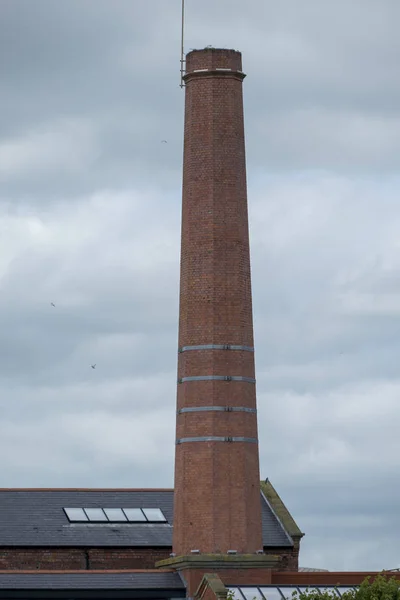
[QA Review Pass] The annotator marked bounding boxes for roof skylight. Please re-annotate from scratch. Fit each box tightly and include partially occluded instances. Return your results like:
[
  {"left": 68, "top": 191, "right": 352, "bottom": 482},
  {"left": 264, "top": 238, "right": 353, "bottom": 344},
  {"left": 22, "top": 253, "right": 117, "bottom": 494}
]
[
  {"left": 142, "top": 508, "right": 166, "bottom": 522},
  {"left": 228, "top": 587, "right": 358, "bottom": 600},
  {"left": 64, "top": 508, "right": 88, "bottom": 522},
  {"left": 241, "top": 589, "right": 264, "bottom": 600},
  {"left": 63, "top": 507, "right": 167, "bottom": 523},
  {"left": 84, "top": 508, "right": 108, "bottom": 522},
  {"left": 257, "top": 589, "right": 284, "bottom": 600},
  {"left": 104, "top": 508, "right": 127, "bottom": 522},
  {"left": 122, "top": 508, "right": 146, "bottom": 522}
]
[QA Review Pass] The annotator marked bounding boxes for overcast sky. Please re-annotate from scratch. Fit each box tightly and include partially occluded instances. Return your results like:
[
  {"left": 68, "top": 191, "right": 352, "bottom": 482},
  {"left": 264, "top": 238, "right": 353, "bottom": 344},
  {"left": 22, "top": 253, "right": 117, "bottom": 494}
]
[{"left": 1, "top": 0, "right": 399, "bottom": 573}]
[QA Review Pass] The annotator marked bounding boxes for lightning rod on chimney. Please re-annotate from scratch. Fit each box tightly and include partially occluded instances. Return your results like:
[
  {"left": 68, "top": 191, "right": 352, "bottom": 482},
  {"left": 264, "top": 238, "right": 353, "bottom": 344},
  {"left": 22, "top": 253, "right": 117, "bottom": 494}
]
[{"left": 180, "top": 0, "right": 186, "bottom": 88}]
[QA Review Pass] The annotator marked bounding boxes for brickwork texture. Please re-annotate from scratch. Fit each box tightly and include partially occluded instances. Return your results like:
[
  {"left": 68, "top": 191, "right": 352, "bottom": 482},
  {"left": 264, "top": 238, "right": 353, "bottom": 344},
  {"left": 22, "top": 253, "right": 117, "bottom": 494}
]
[
  {"left": 0, "top": 546, "right": 296, "bottom": 572},
  {"left": 0, "top": 548, "right": 170, "bottom": 570},
  {"left": 172, "top": 48, "right": 263, "bottom": 556}
]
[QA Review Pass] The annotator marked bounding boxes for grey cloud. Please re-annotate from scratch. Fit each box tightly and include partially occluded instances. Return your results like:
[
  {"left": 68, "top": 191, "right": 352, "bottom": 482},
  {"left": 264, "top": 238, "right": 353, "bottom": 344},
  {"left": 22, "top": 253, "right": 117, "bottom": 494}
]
[
  {"left": 0, "top": 191, "right": 179, "bottom": 386},
  {"left": 1, "top": 0, "right": 399, "bottom": 204}
]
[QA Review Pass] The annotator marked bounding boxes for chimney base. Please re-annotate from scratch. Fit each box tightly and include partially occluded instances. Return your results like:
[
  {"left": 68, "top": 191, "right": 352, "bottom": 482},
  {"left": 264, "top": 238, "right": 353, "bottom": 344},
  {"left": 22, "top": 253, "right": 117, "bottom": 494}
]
[
  {"left": 156, "top": 553, "right": 281, "bottom": 570},
  {"left": 156, "top": 554, "right": 280, "bottom": 597}
]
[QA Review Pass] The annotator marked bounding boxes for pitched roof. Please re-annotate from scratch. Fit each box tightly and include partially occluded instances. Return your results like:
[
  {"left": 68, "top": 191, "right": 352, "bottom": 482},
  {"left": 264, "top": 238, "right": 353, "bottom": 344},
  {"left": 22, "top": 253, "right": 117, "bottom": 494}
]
[
  {"left": 0, "top": 570, "right": 186, "bottom": 598},
  {"left": 0, "top": 487, "right": 294, "bottom": 548},
  {"left": 261, "top": 479, "right": 304, "bottom": 539}
]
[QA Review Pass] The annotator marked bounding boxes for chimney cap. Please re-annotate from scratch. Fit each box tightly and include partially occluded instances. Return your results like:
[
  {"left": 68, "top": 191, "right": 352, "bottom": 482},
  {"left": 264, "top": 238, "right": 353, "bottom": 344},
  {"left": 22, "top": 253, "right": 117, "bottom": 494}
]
[{"left": 185, "top": 48, "right": 243, "bottom": 76}]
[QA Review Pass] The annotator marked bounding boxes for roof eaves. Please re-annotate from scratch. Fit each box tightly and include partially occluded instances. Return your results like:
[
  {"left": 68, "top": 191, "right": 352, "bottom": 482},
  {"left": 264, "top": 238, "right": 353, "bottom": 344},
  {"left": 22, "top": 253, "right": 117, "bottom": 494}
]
[
  {"left": 0, "top": 488, "right": 174, "bottom": 492},
  {"left": 0, "top": 570, "right": 175, "bottom": 574},
  {"left": 260, "top": 479, "right": 304, "bottom": 540},
  {"left": 299, "top": 567, "right": 330, "bottom": 572}
]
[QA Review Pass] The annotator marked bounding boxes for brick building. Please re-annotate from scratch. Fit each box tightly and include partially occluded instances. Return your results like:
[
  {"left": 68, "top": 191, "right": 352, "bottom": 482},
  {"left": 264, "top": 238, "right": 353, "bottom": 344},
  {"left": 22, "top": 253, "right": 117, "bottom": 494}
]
[
  {"left": 0, "top": 481, "right": 301, "bottom": 571},
  {"left": 0, "top": 47, "right": 396, "bottom": 598}
]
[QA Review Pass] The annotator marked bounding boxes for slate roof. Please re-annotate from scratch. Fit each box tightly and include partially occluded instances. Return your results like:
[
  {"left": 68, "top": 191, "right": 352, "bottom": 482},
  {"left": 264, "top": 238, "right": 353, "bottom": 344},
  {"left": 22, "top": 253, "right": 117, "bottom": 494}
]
[
  {"left": 260, "top": 491, "right": 293, "bottom": 547},
  {"left": 298, "top": 568, "right": 330, "bottom": 572},
  {"left": 261, "top": 480, "right": 304, "bottom": 539},
  {"left": 0, "top": 488, "right": 293, "bottom": 548},
  {"left": 0, "top": 570, "right": 184, "bottom": 589}
]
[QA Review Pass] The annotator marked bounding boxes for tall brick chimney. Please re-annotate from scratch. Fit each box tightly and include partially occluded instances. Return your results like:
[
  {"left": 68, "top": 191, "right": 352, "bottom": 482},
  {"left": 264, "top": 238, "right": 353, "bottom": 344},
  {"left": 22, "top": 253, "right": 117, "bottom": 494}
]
[{"left": 172, "top": 48, "right": 263, "bottom": 557}]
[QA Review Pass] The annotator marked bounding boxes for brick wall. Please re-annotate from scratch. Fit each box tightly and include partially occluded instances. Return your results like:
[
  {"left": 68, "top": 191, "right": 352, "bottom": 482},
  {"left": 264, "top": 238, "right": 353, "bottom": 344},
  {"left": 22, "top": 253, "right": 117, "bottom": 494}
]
[
  {"left": 0, "top": 546, "right": 296, "bottom": 571},
  {"left": 269, "top": 545, "right": 299, "bottom": 571},
  {"left": 0, "top": 548, "right": 86, "bottom": 570},
  {"left": 0, "top": 547, "right": 170, "bottom": 570},
  {"left": 197, "top": 583, "right": 224, "bottom": 600},
  {"left": 87, "top": 547, "right": 170, "bottom": 569},
  {"left": 0, "top": 548, "right": 298, "bottom": 572}
]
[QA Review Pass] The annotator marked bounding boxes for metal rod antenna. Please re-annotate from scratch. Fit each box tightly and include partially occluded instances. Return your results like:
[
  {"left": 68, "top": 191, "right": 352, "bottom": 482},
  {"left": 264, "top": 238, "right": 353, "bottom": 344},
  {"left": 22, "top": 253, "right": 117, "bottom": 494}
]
[{"left": 180, "top": 0, "right": 186, "bottom": 88}]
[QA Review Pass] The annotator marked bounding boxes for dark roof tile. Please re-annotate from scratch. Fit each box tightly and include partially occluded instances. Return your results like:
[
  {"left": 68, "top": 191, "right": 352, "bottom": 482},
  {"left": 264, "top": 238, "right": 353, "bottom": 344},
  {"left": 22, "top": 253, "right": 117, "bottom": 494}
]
[
  {"left": 0, "top": 570, "right": 184, "bottom": 590},
  {"left": 0, "top": 489, "right": 292, "bottom": 548}
]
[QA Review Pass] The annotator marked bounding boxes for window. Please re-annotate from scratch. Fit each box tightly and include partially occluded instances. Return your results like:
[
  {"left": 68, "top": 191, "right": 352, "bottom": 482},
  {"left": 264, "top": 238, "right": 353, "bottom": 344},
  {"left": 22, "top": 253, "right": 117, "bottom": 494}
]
[
  {"left": 260, "top": 588, "right": 286, "bottom": 600},
  {"left": 122, "top": 508, "right": 146, "bottom": 522},
  {"left": 103, "top": 508, "right": 127, "bottom": 522},
  {"left": 63, "top": 507, "right": 167, "bottom": 523},
  {"left": 142, "top": 508, "right": 166, "bottom": 522},
  {"left": 84, "top": 508, "right": 108, "bottom": 522},
  {"left": 241, "top": 588, "right": 264, "bottom": 600},
  {"left": 64, "top": 508, "right": 88, "bottom": 522}
]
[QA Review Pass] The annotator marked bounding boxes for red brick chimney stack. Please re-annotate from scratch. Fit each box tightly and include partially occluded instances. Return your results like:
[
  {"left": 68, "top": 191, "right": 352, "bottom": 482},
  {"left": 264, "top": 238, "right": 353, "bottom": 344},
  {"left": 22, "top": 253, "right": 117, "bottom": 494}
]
[{"left": 172, "top": 48, "right": 263, "bottom": 556}]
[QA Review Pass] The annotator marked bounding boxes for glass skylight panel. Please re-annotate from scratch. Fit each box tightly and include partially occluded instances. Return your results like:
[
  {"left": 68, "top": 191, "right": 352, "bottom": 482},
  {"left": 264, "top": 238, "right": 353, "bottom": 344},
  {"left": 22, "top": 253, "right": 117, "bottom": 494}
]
[
  {"left": 298, "top": 588, "right": 321, "bottom": 594},
  {"left": 64, "top": 506, "right": 168, "bottom": 524},
  {"left": 64, "top": 508, "right": 88, "bottom": 522},
  {"left": 240, "top": 588, "right": 264, "bottom": 600},
  {"left": 84, "top": 508, "right": 108, "bottom": 522},
  {"left": 228, "top": 588, "right": 245, "bottom": 600},
  {"left": 279, "top": 588, "right": 300, "bottom": 599},
  {"left": 142, "top": 508, "right": 166, "bottom": 522},
  {"left": 260, "top": 587, "right": 285, "bottom": 600},
  {"left": 122, "top": 508, "right": 146, "bottom": 522},
  {"left": 103, "top": 508, "right": 127, "bottom": 522}
]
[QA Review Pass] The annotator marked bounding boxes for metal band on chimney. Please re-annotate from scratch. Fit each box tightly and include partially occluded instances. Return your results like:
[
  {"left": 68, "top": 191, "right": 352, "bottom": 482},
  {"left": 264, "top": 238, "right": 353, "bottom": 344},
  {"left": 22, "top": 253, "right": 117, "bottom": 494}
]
[
  {"left": 178, "top": 376, "right": 256, "bottom": 383},
  {"left": 176, "top": 436, "right": 258, "bottom": 445},
  {"left": 183, "top": 69, "right": 246, "bottom": 84},
  {"left": 177, "top": 406, "right": 256, "bottom": 414},
  {"left": 178, "top": 344, "right": 254, "bottom": 353}
]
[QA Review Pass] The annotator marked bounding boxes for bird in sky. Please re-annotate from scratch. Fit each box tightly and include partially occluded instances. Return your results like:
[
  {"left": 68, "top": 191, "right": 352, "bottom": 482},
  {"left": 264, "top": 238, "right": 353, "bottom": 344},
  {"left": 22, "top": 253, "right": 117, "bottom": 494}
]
[
  {"left": 161, "top": 140, "right": 167, "bottom": 143},
  {"left": 91, "top": 364, "right": 96, "bottom": 369},
  {"left": 50, "top": 302, "right": 55, "bottom": 307}
]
